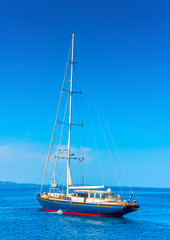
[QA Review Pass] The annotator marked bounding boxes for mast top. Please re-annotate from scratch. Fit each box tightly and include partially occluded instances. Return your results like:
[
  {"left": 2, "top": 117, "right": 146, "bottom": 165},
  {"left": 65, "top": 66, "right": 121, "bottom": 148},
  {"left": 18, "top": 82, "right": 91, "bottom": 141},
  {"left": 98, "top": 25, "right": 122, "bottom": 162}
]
[{"left": 72, "top": 32, "right": 75, "bottom": 39}]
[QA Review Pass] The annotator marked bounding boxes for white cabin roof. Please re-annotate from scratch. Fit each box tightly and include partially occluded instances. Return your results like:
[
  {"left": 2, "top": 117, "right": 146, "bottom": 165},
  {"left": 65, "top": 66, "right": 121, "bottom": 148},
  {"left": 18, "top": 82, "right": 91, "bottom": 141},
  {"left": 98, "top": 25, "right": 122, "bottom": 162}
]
[{"left": 74, "top": 190, "right": 114, "bottom": 194}]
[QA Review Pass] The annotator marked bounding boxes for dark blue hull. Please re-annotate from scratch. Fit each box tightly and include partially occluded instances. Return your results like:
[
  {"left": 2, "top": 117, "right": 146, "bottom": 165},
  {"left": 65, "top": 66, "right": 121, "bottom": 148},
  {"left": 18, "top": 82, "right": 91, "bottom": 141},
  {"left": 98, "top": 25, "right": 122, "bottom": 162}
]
[{"left": 36, "top": 195, "right": 139, "bottom": 217}]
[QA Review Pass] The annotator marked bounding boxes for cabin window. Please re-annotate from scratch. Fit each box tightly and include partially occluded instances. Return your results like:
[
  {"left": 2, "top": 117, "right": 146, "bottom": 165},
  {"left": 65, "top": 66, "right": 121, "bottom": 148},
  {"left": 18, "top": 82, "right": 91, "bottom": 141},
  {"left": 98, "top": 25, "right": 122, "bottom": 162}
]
[
  {"left": 95, "top": 193, "right": 100, "bottom": 199},
  {"left": 64, "top": 197, "right": 71, "bottom": 201},
  {"left": 79, "top": 193, "right": 87, "bottom": 197},
  {"left": 101, "top": 194, "right": 106, "bottom": 199},
  {"left": 90, "top": 193, "right": 94, "bottom": 198}
]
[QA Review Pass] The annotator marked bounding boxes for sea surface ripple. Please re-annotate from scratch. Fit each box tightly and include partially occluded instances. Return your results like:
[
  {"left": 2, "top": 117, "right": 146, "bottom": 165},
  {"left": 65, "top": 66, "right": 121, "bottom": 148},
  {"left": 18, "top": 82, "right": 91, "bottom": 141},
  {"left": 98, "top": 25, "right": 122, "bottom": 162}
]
[{"left": 0, "top": 187, "right": 169, "bottom": 240}]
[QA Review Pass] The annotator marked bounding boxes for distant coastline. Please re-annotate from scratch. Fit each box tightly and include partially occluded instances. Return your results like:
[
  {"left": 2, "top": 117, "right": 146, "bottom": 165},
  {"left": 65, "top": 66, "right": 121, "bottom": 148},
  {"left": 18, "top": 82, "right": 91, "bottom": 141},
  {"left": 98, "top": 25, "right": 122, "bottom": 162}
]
[
  {"left": 0, "top": 181, "right": 169, "bottom": 190},
  {"left": 0, "top": 181, "right": 46, "bottom": 189}
]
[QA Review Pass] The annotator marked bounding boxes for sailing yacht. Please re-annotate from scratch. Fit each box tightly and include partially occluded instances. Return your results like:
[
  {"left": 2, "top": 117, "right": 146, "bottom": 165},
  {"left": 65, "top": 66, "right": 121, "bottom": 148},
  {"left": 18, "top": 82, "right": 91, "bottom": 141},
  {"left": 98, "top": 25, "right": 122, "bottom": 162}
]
[{"left": 36, "top": 33, "right": 140, "bottom": 217}]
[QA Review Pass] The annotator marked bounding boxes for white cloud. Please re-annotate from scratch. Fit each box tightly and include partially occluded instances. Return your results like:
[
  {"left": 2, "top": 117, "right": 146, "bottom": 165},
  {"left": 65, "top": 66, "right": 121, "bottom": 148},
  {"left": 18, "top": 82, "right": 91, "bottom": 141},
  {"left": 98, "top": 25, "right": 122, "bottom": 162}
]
[
  {"left": 26, "top": 133, "right": 38, "bottom": 137},
  {"left": 0, "top": 142, "right": 47, "bottom": 184},
  {"left": 0, "top": 141, "right": 95, "bottom": 185},
  {"left": 0, "top": 140, "right": 169, "bottom": 188}
]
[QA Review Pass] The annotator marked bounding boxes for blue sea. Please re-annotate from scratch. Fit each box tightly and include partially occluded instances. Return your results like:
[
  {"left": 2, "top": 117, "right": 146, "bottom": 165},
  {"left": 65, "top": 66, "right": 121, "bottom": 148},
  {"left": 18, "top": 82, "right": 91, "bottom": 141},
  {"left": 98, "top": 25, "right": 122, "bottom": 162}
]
[{"left": 0, "top": 187, "right": 169, "bottom": 240}]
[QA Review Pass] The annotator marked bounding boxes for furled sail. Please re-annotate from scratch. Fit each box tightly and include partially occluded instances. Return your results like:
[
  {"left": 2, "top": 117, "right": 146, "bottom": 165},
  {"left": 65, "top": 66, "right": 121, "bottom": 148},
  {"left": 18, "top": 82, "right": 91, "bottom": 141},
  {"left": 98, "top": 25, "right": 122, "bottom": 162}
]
[{"left": 67, "top": 165, "right": 72, "bottom": 186}]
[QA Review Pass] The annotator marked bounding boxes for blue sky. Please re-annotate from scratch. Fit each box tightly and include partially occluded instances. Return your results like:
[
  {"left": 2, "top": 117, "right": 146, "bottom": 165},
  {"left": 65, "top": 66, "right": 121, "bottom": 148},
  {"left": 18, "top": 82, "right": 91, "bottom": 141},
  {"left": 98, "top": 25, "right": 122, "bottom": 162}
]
[{"left": 0, "top": 0, "right": 170, "bottom": 188}]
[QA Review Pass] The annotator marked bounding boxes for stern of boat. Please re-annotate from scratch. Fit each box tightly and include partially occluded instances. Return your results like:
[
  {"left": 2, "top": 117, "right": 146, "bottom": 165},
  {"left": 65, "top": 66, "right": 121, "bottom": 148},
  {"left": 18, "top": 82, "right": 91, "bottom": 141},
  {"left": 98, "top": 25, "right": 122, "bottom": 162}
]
[{"left": 122, "top": 204, "right": 140, "bottom": 215}]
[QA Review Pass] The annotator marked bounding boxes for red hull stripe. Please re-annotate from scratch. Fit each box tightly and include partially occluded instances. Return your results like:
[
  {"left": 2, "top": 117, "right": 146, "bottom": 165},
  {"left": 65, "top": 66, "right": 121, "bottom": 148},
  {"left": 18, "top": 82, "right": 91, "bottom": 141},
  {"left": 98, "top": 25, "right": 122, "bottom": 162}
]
[{"left": 42, "top": 208, "right": 114, "bottom": 217}]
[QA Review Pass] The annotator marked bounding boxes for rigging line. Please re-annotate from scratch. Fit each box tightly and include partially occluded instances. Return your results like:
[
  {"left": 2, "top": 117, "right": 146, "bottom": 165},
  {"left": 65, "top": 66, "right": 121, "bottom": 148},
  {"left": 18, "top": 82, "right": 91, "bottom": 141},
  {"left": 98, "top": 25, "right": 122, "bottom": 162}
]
[
  {"left": 91, "top": 126, "right": 105, "bottom": 186},
  {"left": 58, "top": 160, "right": 67, "bottom": 189},
  {"left": 74, "top": 79, "right": 82, "bottom": 185},
  {"left": 52, "top": 112, "right": 60, "bottom": 188},
  {"left": 80, "top": 84, "right": 85, "bottom": 185},
  {"left": 51, "top": 92, "right": 70, "bottom": 185},
  {"left": 40, "top": 43, "right": 72, "bottom": 194},
  {"left": 50, "top": 171, "right": 64, "bottom": 193},
  {"left": 47, "top": 167, "right": 52, "bottom": 193},
  {"left": 90, "top": 91, "right": 124, "bottom": 200},
  {"left": 62, "top": 175, "right": 66, "bottom": 193},
  {"left": 94, "top": 93, "right": 133, "bottom": 194},
  {"left": 53, "top": 173, "right": 66, "bottom": 186},
  {"left": 74, "top": 40, "right": 89, "bottom": 185},
  {"left": 75, "top": 40, "right": 130, "bottom": 194},
  {"left": 79, "top": 160, "right": 81, "bottom": 185},
  {"left": 48, "top": 168, "right": 66, "bottom": 187},
  {"left": 46, "top": 166, "right": 56, "bottom": 194}
]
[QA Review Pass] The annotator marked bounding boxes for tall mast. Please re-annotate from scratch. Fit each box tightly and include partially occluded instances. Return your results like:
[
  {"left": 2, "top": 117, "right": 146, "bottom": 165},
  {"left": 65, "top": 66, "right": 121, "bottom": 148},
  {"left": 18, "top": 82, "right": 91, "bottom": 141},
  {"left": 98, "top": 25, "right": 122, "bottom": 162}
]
[{"left": 67, "top": 32, "right": 74, "bottom": 194}]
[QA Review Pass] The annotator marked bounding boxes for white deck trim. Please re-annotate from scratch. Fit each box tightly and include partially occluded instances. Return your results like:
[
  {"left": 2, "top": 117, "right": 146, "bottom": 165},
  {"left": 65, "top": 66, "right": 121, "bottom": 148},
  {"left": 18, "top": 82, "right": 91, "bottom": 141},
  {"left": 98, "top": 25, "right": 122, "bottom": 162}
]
[{"left": 68, "top": 185, "right": 105, "bottom": 190}]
